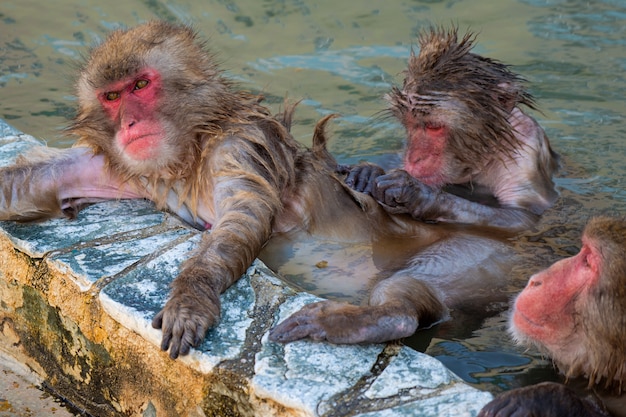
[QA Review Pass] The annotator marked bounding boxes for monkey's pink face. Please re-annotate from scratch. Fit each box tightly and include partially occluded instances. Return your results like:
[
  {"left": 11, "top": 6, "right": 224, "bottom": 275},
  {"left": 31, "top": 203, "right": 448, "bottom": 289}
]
[
  {"left": 403, "top": 115, "right": 451, "bottom": 187},
  {"left": 98, "top": 69, "right": 167, "bottom": 162},
  {"left": 511, "top": 240, "right": 601, "bottom": 353}
]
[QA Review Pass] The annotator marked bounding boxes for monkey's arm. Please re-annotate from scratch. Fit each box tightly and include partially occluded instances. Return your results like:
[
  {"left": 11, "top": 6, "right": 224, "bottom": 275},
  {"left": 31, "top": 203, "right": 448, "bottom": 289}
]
[
  {"left": 344, "top": 107, "right": 558, "bottom": 231},
  {"left": 152, "top": 139, "right": 283, "bottom": 359},
  {"left": 0, "top": 147, "right": 145, "bottom": 221},
  {"left": 370, "top": 169, "right": 540, "bottom": 230},
  {"left": 478, "top": 382, "right": 611, "bottom": 417}
]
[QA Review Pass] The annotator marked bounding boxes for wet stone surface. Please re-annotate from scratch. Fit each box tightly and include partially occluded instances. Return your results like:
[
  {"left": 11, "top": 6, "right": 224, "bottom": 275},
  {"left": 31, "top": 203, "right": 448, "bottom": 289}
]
[{"left": 0, "top": 118, "right": 492, "bottom": 416}]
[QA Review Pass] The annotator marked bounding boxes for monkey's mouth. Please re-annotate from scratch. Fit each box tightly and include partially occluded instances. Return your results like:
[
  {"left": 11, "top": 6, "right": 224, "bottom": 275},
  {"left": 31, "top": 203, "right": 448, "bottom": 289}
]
[
  {"left": 512, "top": 310, "right": 545, "bottom": 333},
  {"left": 122, "top": 133, "right": 160, "bottom": 160},
  {"left": 123, "top": 132, "right": 157, "bottom": 146}
]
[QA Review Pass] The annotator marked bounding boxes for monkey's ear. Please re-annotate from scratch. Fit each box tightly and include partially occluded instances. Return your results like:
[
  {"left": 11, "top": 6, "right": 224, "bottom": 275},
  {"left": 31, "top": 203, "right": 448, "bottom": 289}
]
[
  {"left": 496, "top": 82, "right": 521, "bottom": 112},
  {"left": 583, "top": 244, "right": 602, "bottom": 278}
]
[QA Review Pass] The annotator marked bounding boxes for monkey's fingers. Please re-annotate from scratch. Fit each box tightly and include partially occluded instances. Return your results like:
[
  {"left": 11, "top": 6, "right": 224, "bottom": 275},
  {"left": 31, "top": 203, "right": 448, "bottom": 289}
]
[
  {"left": 151, "top": 310, "right": 174, "bottom": 356},
  {"left": 270, "top": 301, "right": 347, "bottom": 343},
  {"left": 152, "top": 311, "right": 164, "bottom": 329},
  {"left": 372, "top": 171, "right": 434, "bottom": 216},
  {"left": 169, "top": 318, "right": 206, "bottom": 359},
  {"left": 152, "top": 298, "right": 217, "bottom": 359},
  {"left": 152, "top": 308, "right": 180, "bottom": 357},
  {"left": 336, "top": 164, "right": 353, "bottom": 175},
  {"left": 269, "top": 301, "right": 340, "bottom": 343},
  {"left": 371, "top": 183, "right": 411, "bottom": 213},
  {"left": 268, "top": 313, "right": 328, "bottom": 343},
  {"left": 345, "top": 163, "right": 385, "bottom": 194}
]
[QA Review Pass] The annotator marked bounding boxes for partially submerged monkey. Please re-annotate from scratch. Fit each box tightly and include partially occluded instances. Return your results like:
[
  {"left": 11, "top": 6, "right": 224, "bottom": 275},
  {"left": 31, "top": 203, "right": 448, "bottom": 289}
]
[
  {"left": 346, "top": 28, "right": 560, "bottom": 231},
  {"left": 479, "top": 217, "right": 626, "bottom": 417}
]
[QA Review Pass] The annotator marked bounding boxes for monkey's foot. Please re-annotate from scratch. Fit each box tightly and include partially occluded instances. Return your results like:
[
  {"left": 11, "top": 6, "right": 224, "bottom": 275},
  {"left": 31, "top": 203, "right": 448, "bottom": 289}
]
[
  {"left": 269, "top": 300, "right": 418, "bottom": 345},
  {"left": 152, "top": 291, "right": 220, "bottom": 359}
]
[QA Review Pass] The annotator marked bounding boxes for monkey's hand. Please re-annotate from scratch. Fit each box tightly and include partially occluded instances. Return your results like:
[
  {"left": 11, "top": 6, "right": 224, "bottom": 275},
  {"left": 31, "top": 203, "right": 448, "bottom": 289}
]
[
  {"left": 370, "top": 170, "right": 441, "bottom": 220},
  {"left": 152, "top": 268, "right": 221, "bottom": 359},
  {"left": 344, "top": 163, "right": 386, "bottom": 194},
  {"left": 478, "top": 382, "right": 610, "bottom": 417},
  {"left": 268, "top": 300, "right": 418, "bottom": 344}
]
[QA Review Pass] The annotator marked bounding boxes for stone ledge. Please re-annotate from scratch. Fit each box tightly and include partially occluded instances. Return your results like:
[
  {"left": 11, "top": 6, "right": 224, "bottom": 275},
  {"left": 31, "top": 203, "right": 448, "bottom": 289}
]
[{"left": 0, "top": 119, "right": 492, "bottom": 416}]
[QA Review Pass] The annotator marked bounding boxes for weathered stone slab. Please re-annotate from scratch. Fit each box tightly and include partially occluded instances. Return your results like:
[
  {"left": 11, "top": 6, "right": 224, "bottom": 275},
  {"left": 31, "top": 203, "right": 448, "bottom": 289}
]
[{"left": 0, "top": 119, "right": 492, "bottom": 416}]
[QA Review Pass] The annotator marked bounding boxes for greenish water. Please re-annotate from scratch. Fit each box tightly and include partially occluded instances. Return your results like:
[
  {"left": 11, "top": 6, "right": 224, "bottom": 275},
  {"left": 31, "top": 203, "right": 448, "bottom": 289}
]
[{"left": 1, "top": 0, "right": 625, "bottom": 396}]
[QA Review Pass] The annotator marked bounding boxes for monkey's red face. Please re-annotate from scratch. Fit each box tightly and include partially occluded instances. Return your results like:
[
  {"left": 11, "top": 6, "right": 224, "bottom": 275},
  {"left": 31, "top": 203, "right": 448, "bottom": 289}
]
[
  {"left": 98, "top": 68, "right": 166, "bottom": 162},
  {"left": 510, "top": 239, "right": 602, "bottom": 355},
  {"left": 403, "top": 113, "right": 453, "bottom": 187}
]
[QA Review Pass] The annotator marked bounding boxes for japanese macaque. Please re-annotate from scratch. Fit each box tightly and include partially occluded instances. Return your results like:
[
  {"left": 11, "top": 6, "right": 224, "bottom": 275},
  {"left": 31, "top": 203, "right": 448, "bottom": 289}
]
[
  {"left": 345, "top": 28, "right": 560, "bottom": 231},
  {"left": 0, "top": 22, "right": 514, "bottom": 358},
  {"left": 478, "top": 217, "right": 626, "bottom": 417}
]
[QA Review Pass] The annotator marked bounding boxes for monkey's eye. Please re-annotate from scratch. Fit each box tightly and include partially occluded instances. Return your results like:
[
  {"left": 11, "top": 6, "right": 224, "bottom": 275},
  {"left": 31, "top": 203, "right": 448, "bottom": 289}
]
[
  {"left": 105, "top": 91, "right": 120, "bottom": 101},
  {"left": 134, "top": 79, "right": 149, "bottom": 90}
]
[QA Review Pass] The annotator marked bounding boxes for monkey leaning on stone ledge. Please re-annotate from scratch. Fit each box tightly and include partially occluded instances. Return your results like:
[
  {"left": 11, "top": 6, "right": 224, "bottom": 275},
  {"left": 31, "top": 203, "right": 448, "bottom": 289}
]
[{"left": 0, "top": 22, "right": 558, "bottom": 359}]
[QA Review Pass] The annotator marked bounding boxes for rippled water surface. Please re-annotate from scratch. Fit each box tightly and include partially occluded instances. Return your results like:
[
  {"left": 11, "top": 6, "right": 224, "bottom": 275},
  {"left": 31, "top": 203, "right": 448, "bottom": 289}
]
[{"left": 1, "top": 0, "right": 625, "bottom": 395}]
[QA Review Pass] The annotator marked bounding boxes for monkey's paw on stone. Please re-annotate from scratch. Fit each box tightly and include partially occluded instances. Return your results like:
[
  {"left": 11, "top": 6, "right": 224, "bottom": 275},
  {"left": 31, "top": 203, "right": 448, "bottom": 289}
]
[
  {"left": 152, "top": 291, "right": 221, "bottom": 359},
  {"left": 269, "top": 300, "right": 418, "bottom": 345}
]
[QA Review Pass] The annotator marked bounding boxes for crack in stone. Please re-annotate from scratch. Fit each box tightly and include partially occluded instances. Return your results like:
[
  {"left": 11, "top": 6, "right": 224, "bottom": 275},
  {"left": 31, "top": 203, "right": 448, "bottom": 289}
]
[
  {"left": 319, "top": 340, "right": 469, "bottom": 417},
  {"left": 32, "top": 214, "right": 197, "bottom": 294},
  {"left": 198, "top": 264, "right": 291, "bottom": 416},
  {"left": 318, "top": 343, "right": 403, "bottom": 417},
  {"left": 217, "top": 264, "right": 290, "bottom": 378},
  {"left": 91, "top": 231, "right": 196, "bottom": 291},
  {"left": 45, "top": 216, "right": 190, "bottom": 258}
]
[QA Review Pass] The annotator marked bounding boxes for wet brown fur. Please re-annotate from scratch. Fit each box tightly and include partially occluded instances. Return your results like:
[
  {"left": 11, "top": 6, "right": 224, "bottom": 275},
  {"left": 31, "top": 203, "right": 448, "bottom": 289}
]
[
  {"left": 388, "top": 26, "right": 541, "bottom": 166},
  {"left": 343, "top": 26, "right": 561, "bottom": 230},
  {"left": 576, "top": 217, "right": 626, "bottom": 390},
  {"left": 70, "top": 22, "right": 299, "bottom": 217},
  {"left": 66, "top": 22, "right": 345, "bottom": 357}
]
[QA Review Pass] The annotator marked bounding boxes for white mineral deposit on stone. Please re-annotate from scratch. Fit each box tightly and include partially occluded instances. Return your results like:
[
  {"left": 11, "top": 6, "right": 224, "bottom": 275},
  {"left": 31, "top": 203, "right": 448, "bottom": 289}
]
[
  {"left": 365, "top": 347, "right": 453, "bottom": 399},
  {"left": 128, "top": 279, "right": 159, "bottom": 297}
]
